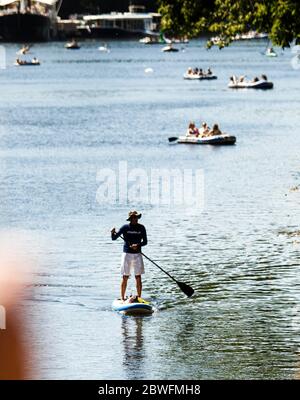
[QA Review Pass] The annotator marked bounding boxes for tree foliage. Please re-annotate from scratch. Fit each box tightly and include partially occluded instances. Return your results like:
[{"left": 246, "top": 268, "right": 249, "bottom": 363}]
[
  {"left": 158, "top": 0, "right": 214, "bottom": 37},
  {"left": 158, "top": 0, "right": 300, "bottom": 48}
]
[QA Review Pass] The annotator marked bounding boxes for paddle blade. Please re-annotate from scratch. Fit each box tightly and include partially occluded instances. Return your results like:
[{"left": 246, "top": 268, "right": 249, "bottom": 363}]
[
  {"left": 168, "top": 137, "right": 178, "bottom": 143},
  {"left": 177, "top": 281, "right": 194, "bottom": 297}
]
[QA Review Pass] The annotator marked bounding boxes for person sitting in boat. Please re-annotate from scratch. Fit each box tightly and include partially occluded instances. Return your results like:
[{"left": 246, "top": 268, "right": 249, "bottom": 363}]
[
  {"left": 261, "top": 74, "right": 268, "bottom": 81},
  {"left": 252, "top": 76, "right": 259, "bottom": 82},
  {"left": 230, "top": 75, "right": 238, "bottom": 84},
  {"left": 16, "top": 58, "right": 26, "bottom": 65},
  {"left": 32, "top": 57, "right": 39, "bottom": 64},
  {"left": 187, "top": 122, "right": 199, "bottom": 136},
  {"left": 207, "top": 68, "right": 212, "bottom": 76},
  {"left": 199, "top": 68, "right": 204, "bottom": 76},
  {"left": 199, "top": 122, "right": 210, "bottom": 137},
  {"left": 208, "top": 124, "right": 222, "bottom": 137},
  {"left": 193, "top": 68, "right": 199, "bottom": 75},
  {"left": 187, "top": 67, "right": 193, "bottom": 75}
]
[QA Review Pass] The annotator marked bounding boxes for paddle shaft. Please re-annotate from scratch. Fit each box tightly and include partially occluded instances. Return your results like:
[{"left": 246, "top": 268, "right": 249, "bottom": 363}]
[
  {"left": 119, "top": 236, "right": 177, "bottom": 283},
  {"left": 117, "top": 234, "right": 194, "bottom": 297},
  {"left": 140, "top": 251, "right": 178, "bottom": 283}
]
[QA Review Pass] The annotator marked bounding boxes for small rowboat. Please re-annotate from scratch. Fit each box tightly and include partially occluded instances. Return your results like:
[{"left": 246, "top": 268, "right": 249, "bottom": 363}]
[
  {"left": 112, "top": 298, "right": 154, "bottom": 315},
  {"left": 176, "top": 134, "right": 236, "bottom": 145},
  {"left": 266, "top": 48, "right": 277, "bottom": 57},
  {"left": 162, "top": 45, "right": 179, "bottom": 52},
  {"left": 65, "top": 42, "right": 80, "bottom": 50},
  {"left": 183, "top": 73, "right": 217, "bottom": 80},
  {"left": 99, "top": 45, "right": 110, "bottom": 53},
  {"left": 228, "top": 80, "right": 273, "bottom": 89},
  {"left": 14, "top": 60, "right": 40, "bottom": 66}
]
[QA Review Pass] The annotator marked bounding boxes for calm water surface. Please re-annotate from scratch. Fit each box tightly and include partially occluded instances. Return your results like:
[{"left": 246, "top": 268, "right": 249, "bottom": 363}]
[{"left": 0, "top": 39, "right": 300, "bottom": 379}]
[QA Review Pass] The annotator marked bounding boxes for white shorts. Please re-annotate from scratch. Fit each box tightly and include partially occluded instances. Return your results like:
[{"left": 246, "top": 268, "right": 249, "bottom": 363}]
[{"left": 121, "top": 253, "right": 145, "bottom": 276}]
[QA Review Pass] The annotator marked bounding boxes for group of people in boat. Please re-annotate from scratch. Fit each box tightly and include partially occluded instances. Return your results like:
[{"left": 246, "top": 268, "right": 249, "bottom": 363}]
[
  {"left": 186, "top": 67, "right": 213, "bottom": 77},
  {"left": 15, "top": 57, "right": 40, "bottom": 66},
  {"left": 186, "top": 121, "right": 223, "bottom": 138},
  {"left": 229, "top": 74, "right": 269, "bottom": 84}
]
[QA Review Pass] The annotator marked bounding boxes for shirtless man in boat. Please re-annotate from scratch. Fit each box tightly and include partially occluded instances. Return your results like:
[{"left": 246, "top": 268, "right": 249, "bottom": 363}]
[
  {"left": 199, "top": 122, "right": 210, "bottom": 137},
  {"left": 111, "top": 211, "right": 148, "bottom": 302}
]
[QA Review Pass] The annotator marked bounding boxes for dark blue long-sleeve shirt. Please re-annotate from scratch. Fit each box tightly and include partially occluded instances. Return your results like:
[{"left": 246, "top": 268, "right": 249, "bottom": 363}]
[{"left": 112, "top": 223, "right": 147, "bottom": 253}]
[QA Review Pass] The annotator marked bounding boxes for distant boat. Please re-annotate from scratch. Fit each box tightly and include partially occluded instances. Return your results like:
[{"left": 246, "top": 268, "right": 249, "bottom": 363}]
[
  {"left": 234, "top": 31, "right": 268, "bottom": 41},
  {"left": 266, "top": 48, "right": 277, "bottom": 57},
  {"left": 82, "top": 5, "right": 161, "bottom": 38},
  {"left": 228, "top": 75, "right": 274, "bottom": 89},
  {"left": 98, "top": 43, "right": 110, "bottom": 52},
  {"left": 0, "top": 0, "right": 62, "bottom": 42},
  {"left": 140, "top": 32, "right": 171, "bottom": 45},
  {"left": 162, "top": 44, "right": 179, "bottom": 52},
  {"left": 14, "top": 58, "right": 40, "bottom": 66},
  {"left": 172, "top": 37, "right": 189, "bottom": 44},
  {"left": 65, "top": 40, "right": 80, "bottom": 50},
  {"left": 211, "top": 31, "right": 268, "bottom": 45},
  {"left": 184, "top": 68, "right": 217, "bottom": 80},
  {"left": 174, "top": 135, "right": 236, "bottom": 146}
]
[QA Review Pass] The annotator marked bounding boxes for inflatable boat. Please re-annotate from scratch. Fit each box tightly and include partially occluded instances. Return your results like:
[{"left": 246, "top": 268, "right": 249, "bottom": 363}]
[
  {"left": 184, "top": 73, "right": 217, "bottom": 80},
  {"left": 112, "top": 298, "right": 154, "bottom": 315},
  {"left": 176, "top": 135, "right": 236, "bottom": 145},
  {"left": 14, "top": 60, "right": 40, "bottom": 66},
  {"left": 228, "top": 80, "right": 273, "bottom": 89}
]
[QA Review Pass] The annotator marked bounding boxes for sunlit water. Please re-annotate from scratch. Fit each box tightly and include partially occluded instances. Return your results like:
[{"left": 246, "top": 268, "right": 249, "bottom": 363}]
[{"left": 0, "top": 39, "right": 300, "bottom": 379}]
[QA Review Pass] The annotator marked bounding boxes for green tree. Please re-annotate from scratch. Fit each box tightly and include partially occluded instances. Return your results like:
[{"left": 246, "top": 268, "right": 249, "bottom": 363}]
[
  {"left": 158, "top": 0, "right": 214, "bottom": 37},
  {"left": 158, "top": 0, "right": 300, "bottom": 47}
]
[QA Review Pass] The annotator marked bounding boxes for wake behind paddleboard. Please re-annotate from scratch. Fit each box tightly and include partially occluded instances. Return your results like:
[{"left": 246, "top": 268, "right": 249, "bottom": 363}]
[{"left": 112, "top": 298, "right": 154, "bottom": 315}]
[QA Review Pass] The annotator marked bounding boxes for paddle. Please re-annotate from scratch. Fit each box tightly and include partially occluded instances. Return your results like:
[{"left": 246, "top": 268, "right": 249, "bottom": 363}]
[
  {"left": 168, "top": 137, "right": 178, "bottom": 143},
  {"left": 119, "top": 235, "right": 194, "bottom": 298}
]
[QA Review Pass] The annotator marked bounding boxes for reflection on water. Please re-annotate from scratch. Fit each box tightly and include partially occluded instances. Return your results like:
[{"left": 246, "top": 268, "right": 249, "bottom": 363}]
[{"left": 121, "top": 316, "right": 146, "bottom": 380}]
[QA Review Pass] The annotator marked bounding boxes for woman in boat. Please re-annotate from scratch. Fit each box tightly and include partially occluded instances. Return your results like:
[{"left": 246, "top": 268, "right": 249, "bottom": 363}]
[
  {"left": 187, "top": 122, "right": 199, "bottom": 136},
  {"left": 209, "top": 124, "right": 222, "bottom": 136}
]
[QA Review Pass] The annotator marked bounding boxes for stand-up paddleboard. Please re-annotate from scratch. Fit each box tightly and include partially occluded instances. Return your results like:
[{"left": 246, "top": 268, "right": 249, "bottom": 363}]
[{"left": 112, "top": 298, "right": 154, "bottom": 315}]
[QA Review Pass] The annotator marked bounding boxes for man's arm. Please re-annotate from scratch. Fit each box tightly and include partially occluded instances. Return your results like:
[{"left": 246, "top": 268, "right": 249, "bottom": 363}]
[{"left": 111, "top": 225, "right": 125, "bottom": 241}]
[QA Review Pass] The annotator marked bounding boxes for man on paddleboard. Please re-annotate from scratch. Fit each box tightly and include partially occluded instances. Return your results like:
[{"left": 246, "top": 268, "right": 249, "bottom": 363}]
[{"left": 111, "top": 211, "right": 148, "bottom": 301}]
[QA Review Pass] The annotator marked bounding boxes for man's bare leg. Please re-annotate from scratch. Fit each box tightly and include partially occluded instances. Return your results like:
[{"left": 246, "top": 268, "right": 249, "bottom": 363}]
[
  {"left": 121, "top": 275, "right": 129, "bottom": 301},
  {"left": 135, "top": 275, "right": 142, "bottom": 298}
]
